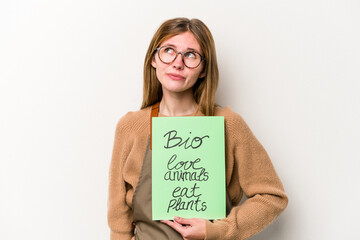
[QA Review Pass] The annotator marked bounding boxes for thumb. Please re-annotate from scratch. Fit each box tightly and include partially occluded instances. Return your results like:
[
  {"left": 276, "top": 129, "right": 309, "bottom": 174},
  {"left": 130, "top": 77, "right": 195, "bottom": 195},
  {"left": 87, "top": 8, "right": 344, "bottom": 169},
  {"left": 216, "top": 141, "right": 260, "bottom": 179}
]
[{"left": 174, "top": 216, "right": 193, "bottom": 225}]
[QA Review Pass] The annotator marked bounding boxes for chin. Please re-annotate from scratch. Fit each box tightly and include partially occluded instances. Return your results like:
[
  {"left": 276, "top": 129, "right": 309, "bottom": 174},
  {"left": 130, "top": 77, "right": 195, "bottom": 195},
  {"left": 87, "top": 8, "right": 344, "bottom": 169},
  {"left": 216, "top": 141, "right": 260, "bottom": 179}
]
[
  {"left": 165, "top": 88, "right": 188, "bottom": 94},
  {"left": 163, "top": 83, "right": 189, "bottom": 93},
  {"left": 163, "top": 85, "right": 193, "bottom": 94}
]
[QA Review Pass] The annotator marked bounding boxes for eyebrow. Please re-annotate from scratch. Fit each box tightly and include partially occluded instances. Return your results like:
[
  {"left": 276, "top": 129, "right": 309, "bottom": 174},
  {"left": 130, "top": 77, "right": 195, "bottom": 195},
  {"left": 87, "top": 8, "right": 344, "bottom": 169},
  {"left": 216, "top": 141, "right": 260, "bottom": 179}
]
[{"left": 163, "top": 44, "right": 202, "bottom": 54}]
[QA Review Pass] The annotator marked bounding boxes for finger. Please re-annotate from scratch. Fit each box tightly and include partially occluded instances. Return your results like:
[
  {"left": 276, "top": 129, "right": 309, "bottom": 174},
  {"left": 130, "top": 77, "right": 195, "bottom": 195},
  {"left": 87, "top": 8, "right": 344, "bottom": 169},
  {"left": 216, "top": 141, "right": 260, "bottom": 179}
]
[
  {"left": 161, "top": 220, "right": 185, "bottom": 234},
  {"left": 174, "top": 216, "right": 194, "bottom": 226}
]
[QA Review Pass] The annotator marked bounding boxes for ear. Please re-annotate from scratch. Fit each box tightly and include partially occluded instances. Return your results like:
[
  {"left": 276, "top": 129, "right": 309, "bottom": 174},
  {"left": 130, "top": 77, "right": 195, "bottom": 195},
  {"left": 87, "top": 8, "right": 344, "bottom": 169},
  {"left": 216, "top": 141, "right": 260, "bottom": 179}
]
[
  {"left": 199, "top": 69, "right": 206, "bottom": 78},
  {"left": 151, "top": 56, "right": 157, "bottom": 69}
]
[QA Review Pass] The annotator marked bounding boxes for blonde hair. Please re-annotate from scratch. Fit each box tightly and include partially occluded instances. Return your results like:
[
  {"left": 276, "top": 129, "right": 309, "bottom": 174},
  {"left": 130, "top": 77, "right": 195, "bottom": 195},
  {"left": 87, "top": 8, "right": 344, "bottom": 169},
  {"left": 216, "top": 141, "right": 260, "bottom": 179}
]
[{"left": 141, "top": 18, "right": 219, "bottom": 116}]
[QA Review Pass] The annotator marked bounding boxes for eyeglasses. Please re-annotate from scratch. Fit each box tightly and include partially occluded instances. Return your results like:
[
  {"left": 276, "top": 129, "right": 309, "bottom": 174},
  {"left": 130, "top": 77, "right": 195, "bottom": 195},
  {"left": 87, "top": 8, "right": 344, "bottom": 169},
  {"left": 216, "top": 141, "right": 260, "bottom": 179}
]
[{"left": 156, "top": 46, "right": 205, "bottom": 69}]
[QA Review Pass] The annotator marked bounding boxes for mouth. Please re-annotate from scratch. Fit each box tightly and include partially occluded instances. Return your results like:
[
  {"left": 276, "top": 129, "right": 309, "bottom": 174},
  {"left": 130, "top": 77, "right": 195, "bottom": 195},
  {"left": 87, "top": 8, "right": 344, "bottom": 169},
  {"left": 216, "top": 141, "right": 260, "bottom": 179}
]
[{"left": 167, "top": 73, "right": 185, "bottom": 81}]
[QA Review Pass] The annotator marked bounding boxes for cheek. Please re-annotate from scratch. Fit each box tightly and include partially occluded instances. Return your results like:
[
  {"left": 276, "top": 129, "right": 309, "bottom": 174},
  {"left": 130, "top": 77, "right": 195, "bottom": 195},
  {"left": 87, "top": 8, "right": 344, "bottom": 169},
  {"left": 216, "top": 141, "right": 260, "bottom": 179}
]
[
  {"left": 190, "top": 70, "right": 203, "bottom": 82},
  {"left": 154, "top": 65, "right": 167, "bottom": 84}
]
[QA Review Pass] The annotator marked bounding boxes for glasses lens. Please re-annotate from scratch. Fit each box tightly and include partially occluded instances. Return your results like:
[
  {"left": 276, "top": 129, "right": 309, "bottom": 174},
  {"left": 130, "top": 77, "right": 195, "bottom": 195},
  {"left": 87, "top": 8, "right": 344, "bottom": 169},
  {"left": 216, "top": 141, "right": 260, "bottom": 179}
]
[
  {"left": 158, "top": 46, "right": 202, "bottom": 68},
  {"left": 159, "top": 47, "right": 177, "bottom": 63},
  {"left": 183, "top": 51, "right": 201, "bottom": 68}
]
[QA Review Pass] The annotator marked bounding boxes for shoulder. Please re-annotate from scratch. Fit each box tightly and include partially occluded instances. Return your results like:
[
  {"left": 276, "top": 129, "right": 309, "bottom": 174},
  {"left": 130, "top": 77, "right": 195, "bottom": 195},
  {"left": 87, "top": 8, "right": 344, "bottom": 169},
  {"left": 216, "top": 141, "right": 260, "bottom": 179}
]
[
  {"left": 115, "top": 106, "right": 152, "bottom": 137},
  {"left": 214, "top": 105, "right": 247, "bottom": 127},
  {"left": 214, "top": 105, "right": 254, "bottom": 142}
]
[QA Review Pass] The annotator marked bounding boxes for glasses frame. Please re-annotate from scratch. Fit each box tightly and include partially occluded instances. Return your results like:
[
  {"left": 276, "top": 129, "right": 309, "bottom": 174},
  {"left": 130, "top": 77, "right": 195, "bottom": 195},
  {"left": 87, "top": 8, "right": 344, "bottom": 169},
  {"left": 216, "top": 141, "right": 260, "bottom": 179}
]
[{"left": 156, "top": 46, "right": 205, "bottom": 69}]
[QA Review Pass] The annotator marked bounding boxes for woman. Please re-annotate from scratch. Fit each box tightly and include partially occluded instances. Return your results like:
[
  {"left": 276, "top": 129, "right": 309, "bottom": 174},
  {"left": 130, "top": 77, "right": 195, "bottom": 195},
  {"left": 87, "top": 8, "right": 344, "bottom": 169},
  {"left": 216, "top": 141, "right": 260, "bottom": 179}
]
[{"left": 108, "top": 17, "right": 288, "bottom": 240}]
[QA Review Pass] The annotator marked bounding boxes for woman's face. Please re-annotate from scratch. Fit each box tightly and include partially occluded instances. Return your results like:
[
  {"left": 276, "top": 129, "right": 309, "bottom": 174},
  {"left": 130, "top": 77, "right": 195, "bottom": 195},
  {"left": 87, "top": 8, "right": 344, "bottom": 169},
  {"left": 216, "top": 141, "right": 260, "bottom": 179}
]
[{"left": 151, "top": 31, "right": 205, "bottom": 96}]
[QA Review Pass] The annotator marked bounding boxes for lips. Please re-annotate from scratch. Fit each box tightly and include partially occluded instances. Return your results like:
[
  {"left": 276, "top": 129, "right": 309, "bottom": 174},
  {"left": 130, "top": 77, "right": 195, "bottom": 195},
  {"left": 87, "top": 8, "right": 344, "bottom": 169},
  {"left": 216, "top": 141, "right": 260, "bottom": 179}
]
[{"left": 167, "top": 73, "right": 185, "bottom": 81}]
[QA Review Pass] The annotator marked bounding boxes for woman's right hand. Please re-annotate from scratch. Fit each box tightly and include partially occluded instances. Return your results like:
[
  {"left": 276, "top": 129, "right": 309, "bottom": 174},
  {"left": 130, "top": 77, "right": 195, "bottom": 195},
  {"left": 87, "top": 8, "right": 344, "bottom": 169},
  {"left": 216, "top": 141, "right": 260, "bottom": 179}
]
[{"left": 161, "top": 217, "right": 206, "bottom": 240}]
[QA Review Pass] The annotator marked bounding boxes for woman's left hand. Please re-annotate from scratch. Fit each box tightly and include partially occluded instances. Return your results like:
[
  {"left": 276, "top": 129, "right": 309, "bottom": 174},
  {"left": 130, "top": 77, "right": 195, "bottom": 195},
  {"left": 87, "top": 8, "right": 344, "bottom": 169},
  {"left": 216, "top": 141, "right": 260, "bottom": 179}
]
[{"left": 161, "top": 217, "right": 206, "bottom": 240}]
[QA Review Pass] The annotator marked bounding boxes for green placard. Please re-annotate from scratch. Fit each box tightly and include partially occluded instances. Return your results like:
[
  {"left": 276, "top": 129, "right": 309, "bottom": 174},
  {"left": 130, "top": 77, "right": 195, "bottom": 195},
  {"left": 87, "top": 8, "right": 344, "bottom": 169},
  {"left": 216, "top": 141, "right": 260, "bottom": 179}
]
[{"left": 152, "top": 116, "right": 225, "bottom": 220}]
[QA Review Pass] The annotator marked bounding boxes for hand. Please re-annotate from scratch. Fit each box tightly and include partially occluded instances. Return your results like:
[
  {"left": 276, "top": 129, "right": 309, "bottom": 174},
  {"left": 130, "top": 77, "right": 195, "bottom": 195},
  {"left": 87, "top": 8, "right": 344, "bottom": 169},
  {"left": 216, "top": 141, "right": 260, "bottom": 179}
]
[{"left": 161, "top": 216, "right": 206, "bottom": 240}]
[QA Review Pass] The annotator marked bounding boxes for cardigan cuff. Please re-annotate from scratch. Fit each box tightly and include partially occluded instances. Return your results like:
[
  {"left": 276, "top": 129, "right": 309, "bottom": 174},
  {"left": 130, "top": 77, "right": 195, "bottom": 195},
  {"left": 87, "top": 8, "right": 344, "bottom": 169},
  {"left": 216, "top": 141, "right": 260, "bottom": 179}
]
[
  {"left": 205, "top": 220, "right": 227, "bottom": 240},
  {"left": 110, "top": 231, "right": 133, "bottom": 240}
]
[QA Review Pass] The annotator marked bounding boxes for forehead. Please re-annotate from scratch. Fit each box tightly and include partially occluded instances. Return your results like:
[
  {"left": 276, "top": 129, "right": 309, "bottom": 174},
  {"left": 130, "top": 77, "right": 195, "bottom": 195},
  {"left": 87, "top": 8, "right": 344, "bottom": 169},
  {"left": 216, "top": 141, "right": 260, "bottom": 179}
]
[{"left": 161, "top": 31, "right": 202, "bottom": 53}]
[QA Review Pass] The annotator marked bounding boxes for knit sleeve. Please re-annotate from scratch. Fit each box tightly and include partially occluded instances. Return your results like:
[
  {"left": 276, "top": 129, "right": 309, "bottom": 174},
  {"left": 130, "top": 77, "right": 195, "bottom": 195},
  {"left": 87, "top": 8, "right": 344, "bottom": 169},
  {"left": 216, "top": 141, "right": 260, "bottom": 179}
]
[
  {"left": 205, "top": 110, "right": 288, "bottom": 240},
  {"left": 107, "top": 117, "right": 134, "bottom": 240}
]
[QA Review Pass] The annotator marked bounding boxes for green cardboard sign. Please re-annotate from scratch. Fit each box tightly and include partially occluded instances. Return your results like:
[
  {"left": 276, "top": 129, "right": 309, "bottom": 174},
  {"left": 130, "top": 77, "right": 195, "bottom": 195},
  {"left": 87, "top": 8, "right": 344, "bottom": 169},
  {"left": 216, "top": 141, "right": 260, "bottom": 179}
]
[{"left": 152, "top": 116, "right": 226, "bottom": 220}]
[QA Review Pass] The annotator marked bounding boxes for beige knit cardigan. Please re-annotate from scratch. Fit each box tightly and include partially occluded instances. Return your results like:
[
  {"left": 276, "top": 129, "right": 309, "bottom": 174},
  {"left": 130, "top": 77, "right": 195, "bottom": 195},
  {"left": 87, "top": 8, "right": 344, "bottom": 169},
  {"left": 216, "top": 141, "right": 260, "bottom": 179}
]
[{"left": 108, "top": 105, "right": 288, "bottom": 240}]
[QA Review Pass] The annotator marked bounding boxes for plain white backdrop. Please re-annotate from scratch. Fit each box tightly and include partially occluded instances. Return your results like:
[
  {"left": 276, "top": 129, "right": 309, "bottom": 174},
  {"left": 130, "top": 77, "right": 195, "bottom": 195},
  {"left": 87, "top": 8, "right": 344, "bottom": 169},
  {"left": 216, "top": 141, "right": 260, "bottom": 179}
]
[{"left": 1, "top": 0, "right": 359, "bottom": 239}]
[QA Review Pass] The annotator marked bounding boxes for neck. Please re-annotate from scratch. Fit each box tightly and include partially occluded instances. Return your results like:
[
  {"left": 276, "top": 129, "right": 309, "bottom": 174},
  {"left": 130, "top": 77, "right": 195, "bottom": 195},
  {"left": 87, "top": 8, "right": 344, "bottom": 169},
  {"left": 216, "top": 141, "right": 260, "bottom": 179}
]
[{"left": 159, "top": 90, "right": 198, "bottom": 116}]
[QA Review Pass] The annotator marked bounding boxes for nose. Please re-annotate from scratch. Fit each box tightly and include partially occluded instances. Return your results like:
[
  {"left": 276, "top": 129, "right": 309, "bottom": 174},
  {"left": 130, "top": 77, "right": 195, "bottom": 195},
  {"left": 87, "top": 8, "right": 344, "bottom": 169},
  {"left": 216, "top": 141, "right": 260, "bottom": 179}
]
[{"left": 172, "top": 52, "right": 184, "bottom": 70}]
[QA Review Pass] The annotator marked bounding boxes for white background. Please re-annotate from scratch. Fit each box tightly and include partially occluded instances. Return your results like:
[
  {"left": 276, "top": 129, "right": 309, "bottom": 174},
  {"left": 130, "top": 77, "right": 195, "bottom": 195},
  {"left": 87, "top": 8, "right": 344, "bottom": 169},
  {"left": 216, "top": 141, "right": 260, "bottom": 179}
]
[{"left": 1, "top": 0, "right": 359, "bottom": 239}]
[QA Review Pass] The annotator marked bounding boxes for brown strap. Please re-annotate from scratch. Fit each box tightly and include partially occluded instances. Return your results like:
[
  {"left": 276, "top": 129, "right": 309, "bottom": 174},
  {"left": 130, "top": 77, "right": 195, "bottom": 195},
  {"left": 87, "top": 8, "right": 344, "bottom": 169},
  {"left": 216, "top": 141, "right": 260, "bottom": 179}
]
[{"left": 150, "top": 102, "right": 160, "bottom": 150}]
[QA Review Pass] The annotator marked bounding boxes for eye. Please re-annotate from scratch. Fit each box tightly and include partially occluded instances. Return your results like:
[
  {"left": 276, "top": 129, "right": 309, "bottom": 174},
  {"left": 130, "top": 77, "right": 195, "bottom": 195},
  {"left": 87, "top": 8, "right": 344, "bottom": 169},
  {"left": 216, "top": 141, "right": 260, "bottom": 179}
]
[
  {"left": 163, "top": 47, "right": 175, "bottom": 54},
  {"left": 184, "top": 51, "right": 197, "bottom": 59}
]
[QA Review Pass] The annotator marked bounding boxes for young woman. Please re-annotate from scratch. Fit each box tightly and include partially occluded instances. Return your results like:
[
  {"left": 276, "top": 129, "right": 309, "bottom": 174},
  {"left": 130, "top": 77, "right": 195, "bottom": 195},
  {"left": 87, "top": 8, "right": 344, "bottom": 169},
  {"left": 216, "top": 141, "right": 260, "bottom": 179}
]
[{"left": 108, "top": 18, "right": 288, "bottom": 240}]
